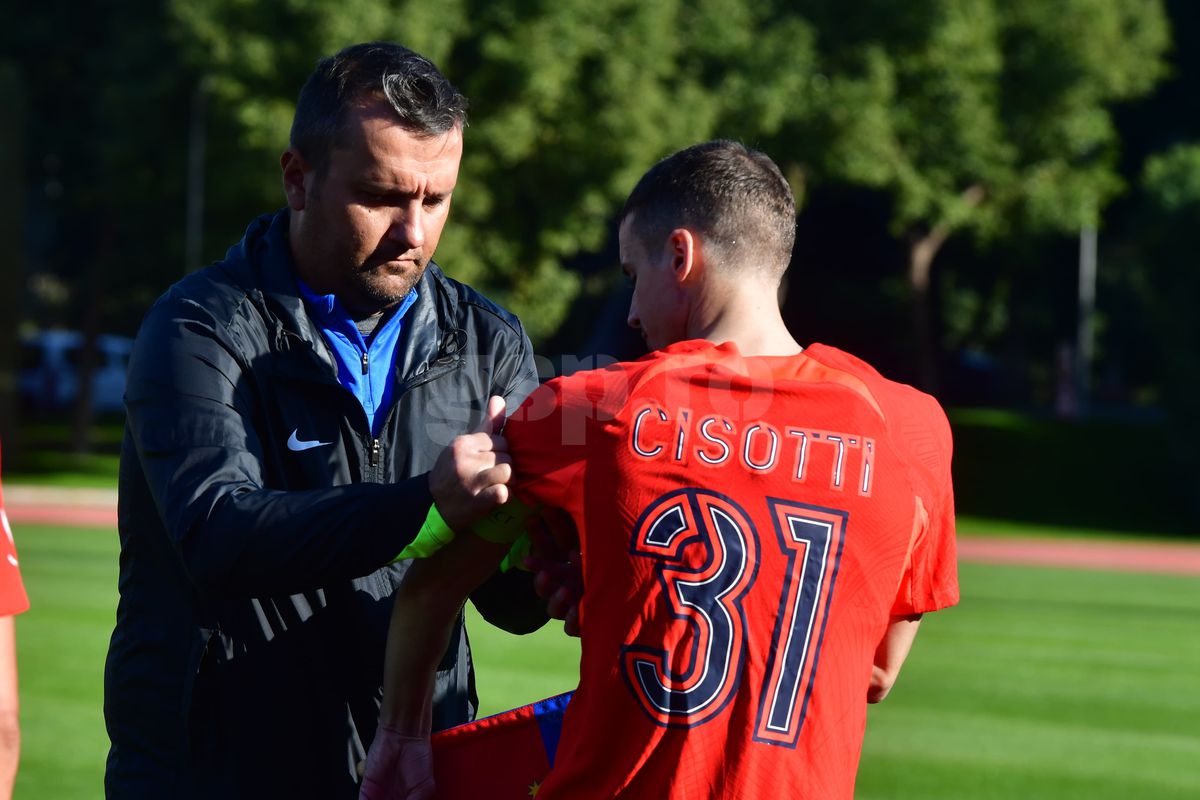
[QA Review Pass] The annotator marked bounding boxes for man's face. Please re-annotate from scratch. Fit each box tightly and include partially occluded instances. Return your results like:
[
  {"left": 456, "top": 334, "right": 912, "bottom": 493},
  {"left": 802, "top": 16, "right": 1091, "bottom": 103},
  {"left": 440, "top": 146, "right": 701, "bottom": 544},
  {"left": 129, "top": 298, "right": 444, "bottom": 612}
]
[
  {"left": 285, "top": 98, "right": 463, "bottom": 316},
  {"left": 619, "top": 213, "right": 688, "bottom": 351}
]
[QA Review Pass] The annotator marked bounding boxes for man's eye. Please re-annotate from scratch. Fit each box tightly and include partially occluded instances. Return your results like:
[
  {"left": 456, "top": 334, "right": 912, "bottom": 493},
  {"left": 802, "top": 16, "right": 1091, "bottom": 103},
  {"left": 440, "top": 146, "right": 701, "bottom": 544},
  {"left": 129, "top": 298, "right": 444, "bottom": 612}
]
[{"left": 424, "top": 196, "right": 446, "bottom": 209}]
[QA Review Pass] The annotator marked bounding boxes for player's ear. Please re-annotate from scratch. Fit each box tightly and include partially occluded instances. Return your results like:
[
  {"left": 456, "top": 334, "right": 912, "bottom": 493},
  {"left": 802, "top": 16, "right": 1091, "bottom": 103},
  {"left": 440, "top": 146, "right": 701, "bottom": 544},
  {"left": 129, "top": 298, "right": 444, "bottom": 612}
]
[
  {"left": 281, "top": 148, "right": 312, "bottom": 211},
  {"left": 667, "top": 228, "right": 696, "bottom": 285}
]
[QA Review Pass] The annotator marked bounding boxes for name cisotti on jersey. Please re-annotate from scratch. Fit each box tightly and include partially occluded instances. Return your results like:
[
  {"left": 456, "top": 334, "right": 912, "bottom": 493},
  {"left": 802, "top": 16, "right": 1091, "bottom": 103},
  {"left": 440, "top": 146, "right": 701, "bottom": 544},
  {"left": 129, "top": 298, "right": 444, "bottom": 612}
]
[{"left": 504, "top": 340, "right": 958, "bottom": 800}]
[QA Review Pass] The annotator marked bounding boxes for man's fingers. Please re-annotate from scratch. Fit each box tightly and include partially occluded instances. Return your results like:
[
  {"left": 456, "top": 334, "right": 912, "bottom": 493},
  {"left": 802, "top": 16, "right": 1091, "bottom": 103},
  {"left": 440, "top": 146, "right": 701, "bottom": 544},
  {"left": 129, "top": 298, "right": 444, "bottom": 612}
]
[
  {"left": 475, "top": 395, "right": 507, "bottom": 435},
  {"left": 474, "top": 462, "right": 512, "bottom": 491},
  {"left": 563, "top": 605, "right": 581, "bottom": 638},
  {"left": 532, "top": 568, "right": 555, "bottom": 601},
  {"left": 475, "top": 482, "right": 510, "bottom": 508},
  {"left": 456, "top": 431, "right": 509, "bottom": 456},
  {"left": 547, "top": 586, "right": 574, "bottom": 620}
]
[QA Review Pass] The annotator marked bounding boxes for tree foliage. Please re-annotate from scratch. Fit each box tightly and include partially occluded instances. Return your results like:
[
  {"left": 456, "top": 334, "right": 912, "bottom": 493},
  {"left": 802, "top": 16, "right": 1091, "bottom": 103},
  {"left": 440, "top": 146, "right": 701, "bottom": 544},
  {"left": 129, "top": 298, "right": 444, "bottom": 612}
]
[
  {"left": 5, "top": 0, "right": 1175, "bottom": 360},
  {"left": 166, "top": 0, "right": 822, "bottom": 341},
  {"left": 1129, "top": 143, "right": 1200, "bottom": 519},
  {"left": 165, "top": 0, "right": 1169, "bottom": 357}
]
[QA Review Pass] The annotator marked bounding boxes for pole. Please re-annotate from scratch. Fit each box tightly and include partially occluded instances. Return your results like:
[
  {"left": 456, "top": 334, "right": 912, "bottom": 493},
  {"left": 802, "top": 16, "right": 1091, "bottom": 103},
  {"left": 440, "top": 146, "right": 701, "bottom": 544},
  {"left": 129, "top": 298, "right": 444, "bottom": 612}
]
[{"left": 1077, "top": 225, "right": 1098, "bottom": 414}]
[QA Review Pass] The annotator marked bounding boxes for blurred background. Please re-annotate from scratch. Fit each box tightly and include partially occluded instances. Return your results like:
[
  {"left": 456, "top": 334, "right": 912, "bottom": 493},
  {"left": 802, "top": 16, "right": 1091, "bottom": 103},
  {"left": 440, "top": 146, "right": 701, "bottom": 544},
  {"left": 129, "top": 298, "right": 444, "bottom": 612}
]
[{"left": 0, "top": 1, "right": 1197, "bottom": 797}]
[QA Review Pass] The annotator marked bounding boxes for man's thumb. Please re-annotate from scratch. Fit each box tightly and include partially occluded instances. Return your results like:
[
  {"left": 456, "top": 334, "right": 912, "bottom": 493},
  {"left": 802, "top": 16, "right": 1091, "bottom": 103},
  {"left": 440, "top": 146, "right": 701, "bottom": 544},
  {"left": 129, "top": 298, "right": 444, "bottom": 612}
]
[{"left": 477, "top": 395, "right": 507, "bottom": 434}]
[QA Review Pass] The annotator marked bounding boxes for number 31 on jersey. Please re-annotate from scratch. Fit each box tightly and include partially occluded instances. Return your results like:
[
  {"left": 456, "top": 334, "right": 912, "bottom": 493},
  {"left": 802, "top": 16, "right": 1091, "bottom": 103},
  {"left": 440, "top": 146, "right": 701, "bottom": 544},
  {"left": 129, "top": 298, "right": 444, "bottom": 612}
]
[{"left": 620, "top": 488, "right": 848, "bottom": 748}]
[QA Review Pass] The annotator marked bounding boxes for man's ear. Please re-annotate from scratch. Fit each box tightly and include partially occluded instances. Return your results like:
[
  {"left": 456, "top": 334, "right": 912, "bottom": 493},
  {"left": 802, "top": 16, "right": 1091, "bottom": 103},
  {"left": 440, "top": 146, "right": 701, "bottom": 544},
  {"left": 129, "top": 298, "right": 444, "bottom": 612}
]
[
  {"left": 280, "top": 148, "right": 311, "bottom": 211},
  {"left": 667, "top": 228, "right": 697, "bottom": 285}
]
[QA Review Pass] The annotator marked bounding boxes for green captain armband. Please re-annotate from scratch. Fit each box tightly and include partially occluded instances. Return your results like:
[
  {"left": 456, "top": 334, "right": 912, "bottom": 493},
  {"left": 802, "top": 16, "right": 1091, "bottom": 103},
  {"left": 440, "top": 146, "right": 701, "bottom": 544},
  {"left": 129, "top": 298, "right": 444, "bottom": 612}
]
[
  {"left": 499, "top": 533, "right": 533, "bottom": 573},
  {"left": 392, "top": 505, "right": 457, "bottom": 562},
  {"left": 471, "top": 498, "right": 536, "bottom": 545}
]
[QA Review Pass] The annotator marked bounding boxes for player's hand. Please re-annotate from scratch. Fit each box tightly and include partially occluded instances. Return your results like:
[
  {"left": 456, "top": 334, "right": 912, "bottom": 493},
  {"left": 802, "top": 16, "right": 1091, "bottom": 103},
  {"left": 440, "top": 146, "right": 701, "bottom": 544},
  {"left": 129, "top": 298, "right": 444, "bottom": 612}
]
[
  {"left": 429, "top": 396, "right": 511, "bottom": 533},
  {"left": 358, "top": 723, "right": 434, "bottom": 800},
  {"left": 523, "top": 508, "right": 583, "bottom": 637}
]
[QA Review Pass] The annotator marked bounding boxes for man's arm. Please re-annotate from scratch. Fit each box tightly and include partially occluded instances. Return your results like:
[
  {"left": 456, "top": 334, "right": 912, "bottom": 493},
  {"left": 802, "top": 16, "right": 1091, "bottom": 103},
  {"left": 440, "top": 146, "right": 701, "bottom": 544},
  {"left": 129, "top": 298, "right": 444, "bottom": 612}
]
[
  {"left": 0, "top": 616, "right": 18, "bottom": 799},
  {"left": 124, "top": 300, "right": 497, "bottom": 598},
  {"left": 867, "top": 614, "right": 923, "bottom": 704},
  {"left": 360, "top": 533, "right": 511, "bottom": 800}
]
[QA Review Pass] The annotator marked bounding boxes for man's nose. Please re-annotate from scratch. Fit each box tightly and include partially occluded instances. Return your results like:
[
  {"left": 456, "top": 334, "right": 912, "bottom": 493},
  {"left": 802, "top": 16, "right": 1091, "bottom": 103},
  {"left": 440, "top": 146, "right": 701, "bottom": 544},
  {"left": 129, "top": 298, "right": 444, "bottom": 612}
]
[
  {"left": 626, "top": 300, "right": 641, "bottom": 330},
  {"left": 389, "top": 204, "right": 425, "bottom": 249}
]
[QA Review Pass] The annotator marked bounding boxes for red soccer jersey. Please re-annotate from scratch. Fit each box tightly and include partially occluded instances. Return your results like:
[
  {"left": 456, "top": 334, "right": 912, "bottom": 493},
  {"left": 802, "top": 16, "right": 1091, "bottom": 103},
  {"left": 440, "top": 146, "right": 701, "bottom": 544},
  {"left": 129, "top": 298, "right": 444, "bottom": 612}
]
[
  {"left": 505, "top": 340, "right": 957, "bottom": 800},
  {"left": 0, "top": 446, "right": 30, "bottom": 617}
]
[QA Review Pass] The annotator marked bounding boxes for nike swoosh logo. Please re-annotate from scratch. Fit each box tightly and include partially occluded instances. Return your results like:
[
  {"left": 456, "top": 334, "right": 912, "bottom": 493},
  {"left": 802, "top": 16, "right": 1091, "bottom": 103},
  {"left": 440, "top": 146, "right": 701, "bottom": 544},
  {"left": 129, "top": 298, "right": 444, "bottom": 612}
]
[{"left": 287, "top": 429, "right": 333, "bottom": 452}]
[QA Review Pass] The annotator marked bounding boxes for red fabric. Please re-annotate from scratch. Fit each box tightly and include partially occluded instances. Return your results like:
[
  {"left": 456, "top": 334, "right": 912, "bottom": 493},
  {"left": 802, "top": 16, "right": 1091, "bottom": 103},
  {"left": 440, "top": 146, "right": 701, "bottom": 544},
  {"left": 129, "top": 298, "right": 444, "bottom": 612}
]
[
  {"left": 429, "top": 692, "right": 569, "bottom": 799},
  {"left": 0, "top": 444, "right": 30, "bottom": 617},
  {"left": 505, "top": 341, "right": 957, "bottom": 800}
]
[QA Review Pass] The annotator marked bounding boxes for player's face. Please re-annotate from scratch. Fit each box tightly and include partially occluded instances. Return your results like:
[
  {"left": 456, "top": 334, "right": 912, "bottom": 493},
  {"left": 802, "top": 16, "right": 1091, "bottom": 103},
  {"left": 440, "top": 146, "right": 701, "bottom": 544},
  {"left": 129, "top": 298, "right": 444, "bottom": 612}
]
[
  {"left": 284, "top": 98, "right": 462, "bottom": 317},
  {"left": 619, "top": 214, "right": 688, "bottom": 350}
]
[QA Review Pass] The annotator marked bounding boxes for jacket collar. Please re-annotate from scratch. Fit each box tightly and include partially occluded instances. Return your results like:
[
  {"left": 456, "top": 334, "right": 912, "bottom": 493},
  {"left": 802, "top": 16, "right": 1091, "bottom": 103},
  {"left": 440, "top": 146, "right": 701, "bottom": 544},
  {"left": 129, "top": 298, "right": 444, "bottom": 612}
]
[{"left": 241, "top": 209, "right": 465, "bottom": 385}]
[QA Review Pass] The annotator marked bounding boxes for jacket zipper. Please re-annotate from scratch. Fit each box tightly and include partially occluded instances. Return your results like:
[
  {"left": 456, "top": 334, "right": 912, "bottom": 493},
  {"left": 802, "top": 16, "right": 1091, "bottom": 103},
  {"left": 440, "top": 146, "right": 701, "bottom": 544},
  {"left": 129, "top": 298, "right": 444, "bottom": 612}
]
[
  {"left": 361, "top": 352, "right": 369, "bottom": 375},
  {"left": 369, "top": 437, "right": 381, "bottom": 469},
  {"left": 397, "top": 358, "right": 462, "bottom": 396}
]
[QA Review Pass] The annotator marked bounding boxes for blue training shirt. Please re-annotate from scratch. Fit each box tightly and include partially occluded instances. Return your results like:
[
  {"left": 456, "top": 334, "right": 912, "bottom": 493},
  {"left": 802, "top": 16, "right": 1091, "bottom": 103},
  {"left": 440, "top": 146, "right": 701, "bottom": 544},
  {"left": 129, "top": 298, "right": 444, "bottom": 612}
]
[{"left": 297, "top": 279, "right": 419, "bottom": 436}]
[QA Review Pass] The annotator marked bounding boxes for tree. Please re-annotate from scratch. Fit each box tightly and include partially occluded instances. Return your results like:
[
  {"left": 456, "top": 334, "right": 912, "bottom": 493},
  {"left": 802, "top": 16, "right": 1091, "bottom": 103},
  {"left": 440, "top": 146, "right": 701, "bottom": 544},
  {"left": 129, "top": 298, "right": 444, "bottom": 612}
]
[
  {"left": 168, "top": 0, "right": 820, "bottom": 343},
  {"left": 1122, "top": 144, "right": 1200, "bottom": 523},
  {"left": 170, "top": 0, "right": 1170, "bottom": 376},
  {"left": 754, "top": 0, "right": 1171, "bottom": 390},
  {"left": 3, "top": 0, "right": 195, "bottom": 452}
]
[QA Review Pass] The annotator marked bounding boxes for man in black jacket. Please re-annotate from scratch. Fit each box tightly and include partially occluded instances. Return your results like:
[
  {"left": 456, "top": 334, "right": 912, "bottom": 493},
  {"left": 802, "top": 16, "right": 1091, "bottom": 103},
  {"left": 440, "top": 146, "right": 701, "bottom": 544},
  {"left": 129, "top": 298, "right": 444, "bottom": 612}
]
[{"left": 103, "top": 42, "right": 547, "bottom": 798}]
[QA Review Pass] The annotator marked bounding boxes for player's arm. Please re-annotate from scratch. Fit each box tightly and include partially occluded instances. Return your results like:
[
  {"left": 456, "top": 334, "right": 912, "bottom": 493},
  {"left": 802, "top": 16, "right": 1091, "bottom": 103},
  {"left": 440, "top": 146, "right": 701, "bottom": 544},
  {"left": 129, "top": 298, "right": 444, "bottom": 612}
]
[
  {"left": 466, "top": 325, "right": 551, "bottom": 636},
  {"left": 360, "top": 532, "right": 511, "bottom": 800},
  {"left": 0, "top": 616, "right": 18, "bottom": 799},
  {"left": 867, "top": 613, "right": 923, "bottom": 703}
]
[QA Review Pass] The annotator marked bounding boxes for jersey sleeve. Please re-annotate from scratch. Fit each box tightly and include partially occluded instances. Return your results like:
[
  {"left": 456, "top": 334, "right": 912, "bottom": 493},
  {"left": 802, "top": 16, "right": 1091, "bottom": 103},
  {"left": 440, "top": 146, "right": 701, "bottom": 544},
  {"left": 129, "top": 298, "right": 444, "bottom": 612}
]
[
  {"left": 891, "top": 395, "right": 959, "bottom": 616},
  {"left": 0, "top": 489, "right": 30, "bottom": 618},
  {"left": 505, "top": 366, "right": 622, "bottom": 512}
]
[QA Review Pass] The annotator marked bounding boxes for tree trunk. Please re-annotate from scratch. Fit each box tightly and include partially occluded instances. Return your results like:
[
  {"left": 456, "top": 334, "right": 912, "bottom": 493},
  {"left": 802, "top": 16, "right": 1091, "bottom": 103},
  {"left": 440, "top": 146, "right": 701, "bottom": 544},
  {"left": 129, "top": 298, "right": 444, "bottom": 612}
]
[
  {"left": 908, "top": 232, "right": 944, "bottom": 395},
  {"left": 0, "top": 63, "right": 25, "bottom": 457},
  {"left": 907, "top": 185, "right": 986, "bottom": 395}
]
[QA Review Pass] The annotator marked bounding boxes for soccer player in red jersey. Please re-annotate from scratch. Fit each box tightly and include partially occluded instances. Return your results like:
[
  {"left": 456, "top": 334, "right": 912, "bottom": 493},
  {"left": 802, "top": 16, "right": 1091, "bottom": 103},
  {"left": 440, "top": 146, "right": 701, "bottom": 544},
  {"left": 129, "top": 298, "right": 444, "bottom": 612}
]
[
  {"left": 0, "top": 445, "right": 30, "bottom": 799},
  {"left": 361, "top": 140, "right": 957, "bottom": 799}
]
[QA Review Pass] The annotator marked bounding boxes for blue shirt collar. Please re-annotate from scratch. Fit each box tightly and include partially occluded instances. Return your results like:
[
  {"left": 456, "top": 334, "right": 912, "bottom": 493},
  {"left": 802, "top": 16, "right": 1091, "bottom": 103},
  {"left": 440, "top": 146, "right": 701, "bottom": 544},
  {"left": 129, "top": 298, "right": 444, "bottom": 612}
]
[{"left": 295, "top": 279, "right": 419, "bottom": 341}]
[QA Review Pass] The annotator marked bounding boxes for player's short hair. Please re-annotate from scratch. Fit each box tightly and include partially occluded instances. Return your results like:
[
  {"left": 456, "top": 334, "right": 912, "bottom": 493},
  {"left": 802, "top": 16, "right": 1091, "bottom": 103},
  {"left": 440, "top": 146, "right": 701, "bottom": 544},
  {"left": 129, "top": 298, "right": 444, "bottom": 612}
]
[
  {"left": 290, "top": 41, "right": 468, "bottom": 174},
  {"left": 620, "top": 140, "right": 796, "bottom": 282}
]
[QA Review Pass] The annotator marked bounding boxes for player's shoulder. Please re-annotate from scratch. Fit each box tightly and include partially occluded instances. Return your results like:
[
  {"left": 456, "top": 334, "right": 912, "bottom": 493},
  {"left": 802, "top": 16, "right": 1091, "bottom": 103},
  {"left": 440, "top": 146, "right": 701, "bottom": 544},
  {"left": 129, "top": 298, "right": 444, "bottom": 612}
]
[
  {"left": 804, "top": 343, "right": 952, "bottom": 464},
  {"left": 804, "top": 344, "right": 945, "bottom": 418},
  {"left": 511, "top": 341, "right": 712, "bottom": 426}
]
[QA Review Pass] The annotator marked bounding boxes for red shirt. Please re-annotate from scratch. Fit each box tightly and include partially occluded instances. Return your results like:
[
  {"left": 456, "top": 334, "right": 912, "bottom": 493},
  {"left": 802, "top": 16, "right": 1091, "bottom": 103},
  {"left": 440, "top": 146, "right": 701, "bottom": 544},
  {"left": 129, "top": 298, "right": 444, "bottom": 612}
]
[
  {"left": 0, "top": 446, "right": 30, "bottom": 617},
  {"left": 505, "top": 341, "right": 957, "bottom": 799}
]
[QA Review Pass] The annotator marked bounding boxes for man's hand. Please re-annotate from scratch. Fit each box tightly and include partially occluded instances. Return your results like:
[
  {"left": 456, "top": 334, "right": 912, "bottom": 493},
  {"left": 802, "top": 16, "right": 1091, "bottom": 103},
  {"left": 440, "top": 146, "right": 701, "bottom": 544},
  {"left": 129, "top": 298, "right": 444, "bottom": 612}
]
[
  {"left": 428, "top": 396, "right": 511, "bottom": 533},
  {"left": 358, "top": 723, "right": 434, "bottom": 800},
  {"left": 523, "top": 508, "right": 583, "bottom": 637}
]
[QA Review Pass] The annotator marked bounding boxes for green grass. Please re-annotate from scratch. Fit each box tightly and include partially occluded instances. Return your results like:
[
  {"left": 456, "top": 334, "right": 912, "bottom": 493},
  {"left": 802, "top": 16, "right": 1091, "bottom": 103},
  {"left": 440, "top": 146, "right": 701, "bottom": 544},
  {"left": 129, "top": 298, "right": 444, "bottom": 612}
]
[
  {"left": 856, "top": 562, "right": 1200, "bottom": 799},
  {"left": 8, "top": 524, "right": 1198, "bottom": 799},
  {"left": 3, "top": 417, "right": 124, "bottom": 488},
  {"left": 3, "top": 452, "right": 121, "bottom": 489},
  {"left": 13, "top": 525, "right": 119, "bottom": 799}
]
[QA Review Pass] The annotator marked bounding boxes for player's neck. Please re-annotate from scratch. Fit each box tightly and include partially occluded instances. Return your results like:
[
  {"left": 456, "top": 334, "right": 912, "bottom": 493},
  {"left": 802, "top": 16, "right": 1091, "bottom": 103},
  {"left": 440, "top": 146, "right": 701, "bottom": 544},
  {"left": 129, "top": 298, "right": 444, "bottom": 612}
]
[{"left": 690, "top": 286, "right": 802, "bottom": 357}]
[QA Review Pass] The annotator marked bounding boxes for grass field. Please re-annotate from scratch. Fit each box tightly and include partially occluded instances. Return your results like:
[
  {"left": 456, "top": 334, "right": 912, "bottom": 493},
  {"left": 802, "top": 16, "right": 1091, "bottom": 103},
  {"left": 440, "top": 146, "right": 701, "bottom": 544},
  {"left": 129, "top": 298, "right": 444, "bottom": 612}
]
[{"left": 10, "top": 523, "right": 1199, "bottom": 798}]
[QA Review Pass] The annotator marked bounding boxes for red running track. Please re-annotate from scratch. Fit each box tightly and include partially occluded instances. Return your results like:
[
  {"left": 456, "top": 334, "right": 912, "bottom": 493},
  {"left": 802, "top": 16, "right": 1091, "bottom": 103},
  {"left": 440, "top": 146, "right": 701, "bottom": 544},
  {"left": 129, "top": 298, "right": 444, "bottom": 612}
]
[{"left": 956, "top": 535, "right": 1200, "bottom": 576}]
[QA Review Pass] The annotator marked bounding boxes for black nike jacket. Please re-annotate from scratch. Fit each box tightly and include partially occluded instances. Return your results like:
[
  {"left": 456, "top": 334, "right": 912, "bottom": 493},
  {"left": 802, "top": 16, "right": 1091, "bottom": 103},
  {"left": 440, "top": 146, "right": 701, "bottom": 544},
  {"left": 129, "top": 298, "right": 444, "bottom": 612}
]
[{"left": 103, "top": 210, "right": 546, "bottom": 798}]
